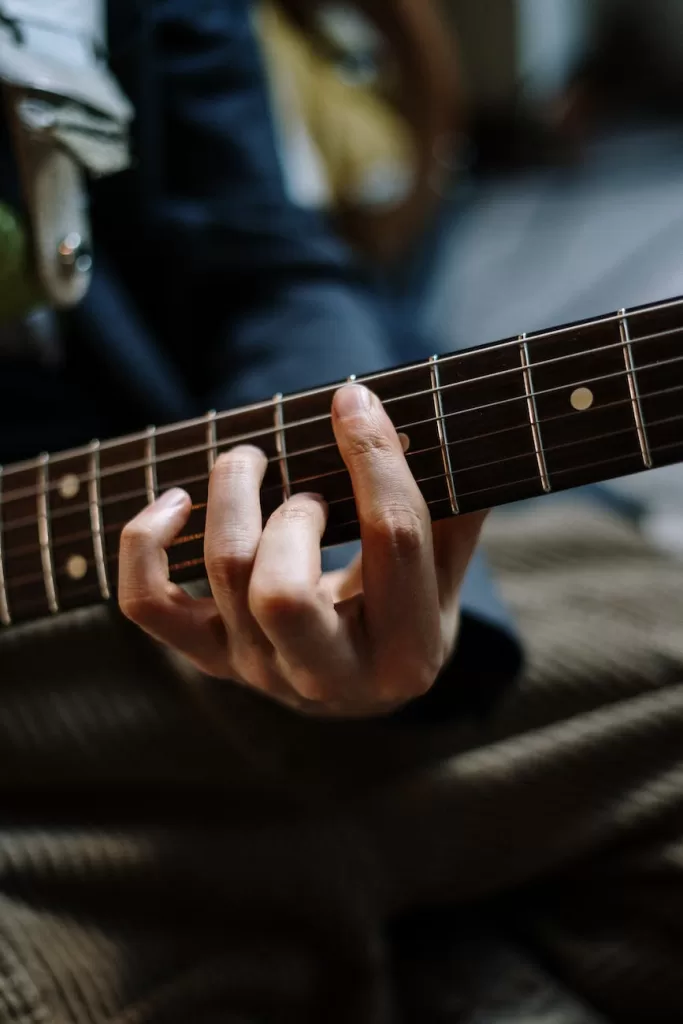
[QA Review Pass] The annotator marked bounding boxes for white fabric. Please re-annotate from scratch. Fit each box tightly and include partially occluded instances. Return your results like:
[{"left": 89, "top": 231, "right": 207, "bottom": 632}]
[
  {"left": 17, "top": 95, "right": 130, "bottom": 176},
  {"left": 0, "top": 0, "right": 131, "bottom": 123},
  {"left": 0, "top": 0, "right": 132, "bottom": 307},
  {"left": 0, "top": 0, "right": 105, "bottom": 40}
]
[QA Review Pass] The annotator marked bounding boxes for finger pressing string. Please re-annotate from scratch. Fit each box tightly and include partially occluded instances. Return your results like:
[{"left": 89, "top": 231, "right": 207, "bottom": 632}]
[
  {"left": 7, "top": 426, "right": 683, "bottom": 595},
  {"left": 1, "top": 324, "right": 682, "bottom": 507}
]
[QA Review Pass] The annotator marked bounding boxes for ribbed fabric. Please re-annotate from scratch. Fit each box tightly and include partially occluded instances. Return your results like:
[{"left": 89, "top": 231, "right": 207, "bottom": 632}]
[{"left": 2, "top": 501, "right": 683, "bottom": 1022}]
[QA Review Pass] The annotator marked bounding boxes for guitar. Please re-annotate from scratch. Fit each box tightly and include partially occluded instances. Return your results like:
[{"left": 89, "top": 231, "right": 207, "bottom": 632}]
[{"left": 1, "top": 294, "right": 681, "bottom": 631}]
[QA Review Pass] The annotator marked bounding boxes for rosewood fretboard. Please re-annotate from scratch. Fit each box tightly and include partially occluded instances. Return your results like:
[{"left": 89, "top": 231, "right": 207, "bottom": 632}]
[{"left": 2, "top": 296, "right": 683, "bottom": 629}]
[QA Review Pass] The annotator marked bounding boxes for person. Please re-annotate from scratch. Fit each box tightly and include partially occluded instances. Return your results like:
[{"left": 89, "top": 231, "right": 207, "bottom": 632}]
[
  {"left": 0, "top": 2, "right": 524, "bottom": 1022},
  {"left": 0, "top": 0, "right": 519, "bottom": 713}
]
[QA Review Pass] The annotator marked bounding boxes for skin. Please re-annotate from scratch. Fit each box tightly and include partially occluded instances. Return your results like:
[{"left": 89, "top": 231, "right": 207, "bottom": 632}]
[{"left": 118, "top": 384, "right": 487, "bottom": 719}]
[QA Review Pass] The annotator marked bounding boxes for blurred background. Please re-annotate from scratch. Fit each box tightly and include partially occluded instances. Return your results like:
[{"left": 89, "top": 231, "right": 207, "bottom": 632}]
[
  {"left": 260, "top": 0, "right": 683, "bottom": 549},
  {"left": 3, "top": 0, "right": 683, "bottom": 541}
]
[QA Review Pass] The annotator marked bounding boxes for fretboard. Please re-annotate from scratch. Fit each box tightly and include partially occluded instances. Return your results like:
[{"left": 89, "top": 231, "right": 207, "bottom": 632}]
[{"left": 2, "top": 295, "right": 683, "bottom": 629}]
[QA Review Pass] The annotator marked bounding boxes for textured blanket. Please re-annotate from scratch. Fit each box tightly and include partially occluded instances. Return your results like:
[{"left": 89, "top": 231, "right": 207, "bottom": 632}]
[{"left": 1, "top": 499, "right": 683, "bottom": 1023}]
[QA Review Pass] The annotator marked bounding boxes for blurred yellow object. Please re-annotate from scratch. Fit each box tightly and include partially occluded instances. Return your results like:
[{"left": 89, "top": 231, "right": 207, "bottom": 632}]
[
  {"left": 257, "top": 1, "right": 417, "bottom": 214},
  {"left": 0, "top": 201, "right": 43, "bottom": 325}
]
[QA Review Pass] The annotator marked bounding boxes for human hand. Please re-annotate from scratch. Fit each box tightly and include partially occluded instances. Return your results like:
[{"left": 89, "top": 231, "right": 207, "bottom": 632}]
[{"left": 118, "top": 385, "right": 487, "bottom": 718}]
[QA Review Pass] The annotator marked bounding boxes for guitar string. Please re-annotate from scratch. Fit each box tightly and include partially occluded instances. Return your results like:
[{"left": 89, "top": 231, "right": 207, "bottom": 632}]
[
  {"left": 177, "top": 435, "right": 683, "bottom": 548},
  {"left": 7, "top": 403, "right": 683, "bottom": 562},
  {"left": 1, "top": 320, "right": 681, "bottom": 506},
  {"left": 5, "top": 433, "right": 683, "bottom": 604},
  {"left": 167, "top": 435, "right": 683, "bottom": 575},
  {"left": 2, "top": 364, "right": 683, "bottom": 542},
  {"left": 0, "top": 375, "right": 664, "bottom": 536},
  {"left": 4, "top": 294, "right": 683, "bottom": 487},
  {"left": 5, "top": 414, "right": 683, "bottom": 594},
  {"left": 2, "top": 333, "right": 683, "bottom": 530}
]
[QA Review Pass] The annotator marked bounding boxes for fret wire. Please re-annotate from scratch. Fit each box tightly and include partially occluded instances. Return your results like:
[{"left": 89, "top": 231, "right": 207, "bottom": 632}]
[
  {"left": 157, "top": 438, "right": 683, "bottom": 575},
  {"left": 273, "top": 393, "right": 291, "bottom": 501},
  {"left": 9, "top": 424, "right": 683, "bottom": 595},
  {"left": 1, "top": 311, "right": 623, "bottom": 475},
  {"left": 89, "top": 441, "right": 110, "bottom": 600},
  {"left": 262, "top": 409, "right": 683, "bottom": 512},
  {"left": 519, "top": 336, "right": 551, "bottom": 494},
  {"left": 619, "top": 310, "right": 652, "bottom": 469},
  {"left": 7, "top": 293, "right": 680, "bottom": 480},
  {"left": 56, "top": 346, "right": 683, "bottom": 500},
  {"left": 145, "top": 426, "right": 158, "bottom": 505},
  {"left": 5, "top": 333, "right": 683, "bottom": 516},
  {"left": 253, "top": 378, "right": 683, "bottom": 496},
  {"left": 5, "top": 370, "right": 683, "bottom": 544},
  {"left": 0, "top": 467, "right": 10, "bottom": 625},
  {"left": 3, "top": 579, "right": 103, "bottom": 617},
  {"left": 94, "top": 330, "right": 678, "bottom": 481},
  {"left": 37, "top": 453, "right": 59, "bottom": 614},
  {"left": 16, "top": 523, "right": 95, "bottom": 554},
  {"left": 211, "top": 347, "right": 683, "bottom": 474},
  {"left": 106, "top": 405, "right": 683, "bottom": 534},
  {"left": 450, "top": 436, "right": 683, "bottom": 507},
  {"left": 3, "top": 321, "right": 683, "bottom": 509},
  {"left": 3, "top": 312, "right": 683, "bottom": 497},
  {"left": 429, "top": 356, "right": 458, "bottom": 513},
  {"left": 304, "top": 436, "right": 683, "bottom": 535},
  {"left": 12, "top": 405, "right": 683, "bottom": 571},
  {"left": 206, "top": 410, "right": 217, "bottom": 474}
]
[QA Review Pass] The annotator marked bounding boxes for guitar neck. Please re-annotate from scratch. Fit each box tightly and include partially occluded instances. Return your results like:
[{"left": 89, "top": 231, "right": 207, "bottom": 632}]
[{"left": 2, "top": 295, "right": 683, "bottom": 629}]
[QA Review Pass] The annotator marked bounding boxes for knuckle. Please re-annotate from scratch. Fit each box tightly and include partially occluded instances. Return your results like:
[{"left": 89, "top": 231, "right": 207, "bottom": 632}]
[
  {"left": 236, "top": 656, "right": 275, "bottom": 695},
  {"left": 249, "top": 580, "right": 316, "bottom": 628},
  {"left": 345, "top": 431, "right": 394, "bottom": 462},
  {"left": 412, "top": 660, "right": 441, "bottom": 696},
  {"left": 285, "top": 669, "right": 333, "bottom": 706},
  {"left": 388, "top": 661, "right": 440, "bottom": 702},
  {"left": 205, "top": 540, "right": 254, "bottom": 589},
  {"left": 118, "top": 587, "right": 157, "bottom": 625},
  {"left": 119, "top": 519, "right": 154, "bottom": 555},
  {"left": 414, "top": 647, "right": 445, "bottom": 692},
  {"left": 230, "top": 646, "right": 260, "bottom": 685},
  {"left": 365, "top": 504, "right": 426, "bottom": 557}
]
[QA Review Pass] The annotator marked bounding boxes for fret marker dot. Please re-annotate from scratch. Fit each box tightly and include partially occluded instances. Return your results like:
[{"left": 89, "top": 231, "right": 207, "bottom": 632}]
[
  {"left": 570, "top": 387, "right": 594, "bottom": 412},
  {"left": 59, "top": 474, "right": 80, "bottom": 500},
  {"left": 66, "top": 554, "right": 88, "bottom": 581}
]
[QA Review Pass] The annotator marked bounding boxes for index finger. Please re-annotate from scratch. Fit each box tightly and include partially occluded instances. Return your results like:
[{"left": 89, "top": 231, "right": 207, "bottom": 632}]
[
  {"left": 118, "top": 489, "right": 226, "bottom": 676},
  {"left": 331, "top": 385, "right": 442, "bottom": 690}
]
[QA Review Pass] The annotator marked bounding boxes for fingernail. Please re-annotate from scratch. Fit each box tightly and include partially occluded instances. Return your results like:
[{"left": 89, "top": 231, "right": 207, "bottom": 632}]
[
  {"left": 306, "top": 492, "right": 327, "bottom": 508},
  {"left": 156, "top": 488, "right": 188, "bottom": 510},
  {"left": 288, "top": 492, "right": 328, "bottom": 510},
  {"left": 334, "top": 384, "right": 372, "bottom": 419}
]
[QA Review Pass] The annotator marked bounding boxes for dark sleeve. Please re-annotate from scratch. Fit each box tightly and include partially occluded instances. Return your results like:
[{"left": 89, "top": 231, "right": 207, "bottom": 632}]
[
  {"left": 149, "top": 0, "right": 523, "bottom": 714},
  {"left": 148, "top": 0, "right": 393, "bottom": 397}
]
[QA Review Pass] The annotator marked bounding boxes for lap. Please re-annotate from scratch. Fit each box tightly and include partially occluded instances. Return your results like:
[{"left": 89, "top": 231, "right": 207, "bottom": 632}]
[{"left": 2, "top": 500, "right": 683, "bottom": 1021}]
